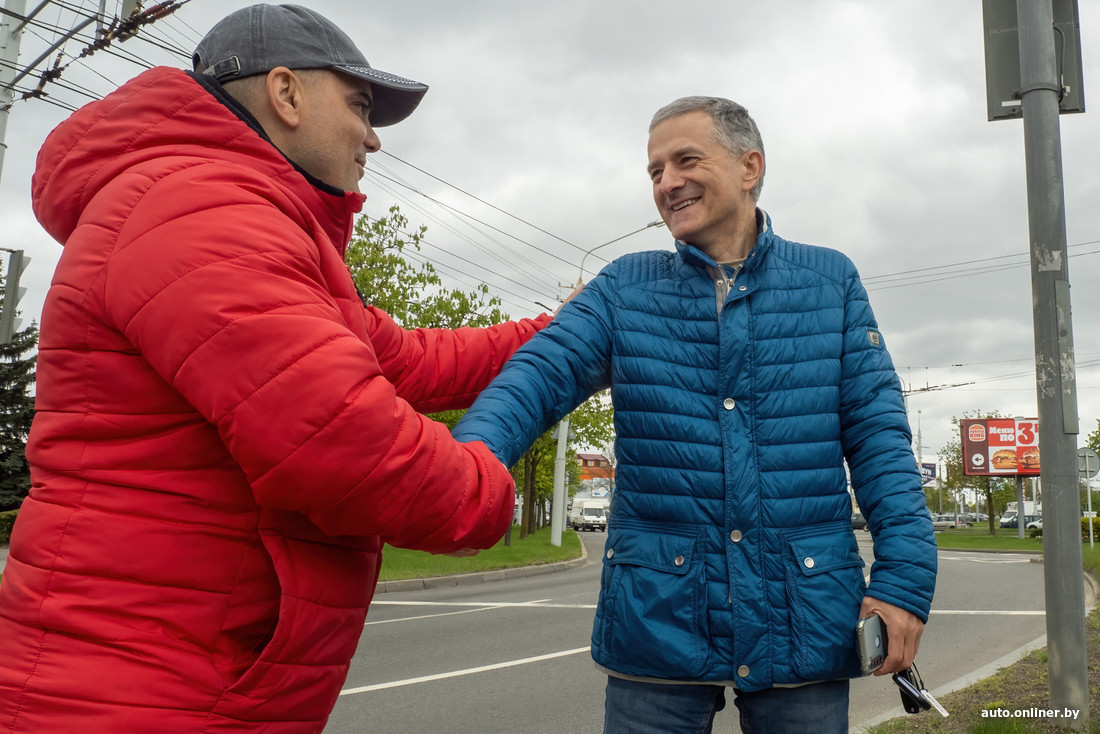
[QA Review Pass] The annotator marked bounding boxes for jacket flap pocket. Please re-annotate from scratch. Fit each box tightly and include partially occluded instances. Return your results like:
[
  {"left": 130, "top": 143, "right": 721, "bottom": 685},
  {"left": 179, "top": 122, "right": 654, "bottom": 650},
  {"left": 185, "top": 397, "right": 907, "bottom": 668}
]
[
  {"left": 606, "top": 522, "right": 696, "bottom": 576},
  {"left": 787, "top": 534, "right": 865, "bottom": 577}
]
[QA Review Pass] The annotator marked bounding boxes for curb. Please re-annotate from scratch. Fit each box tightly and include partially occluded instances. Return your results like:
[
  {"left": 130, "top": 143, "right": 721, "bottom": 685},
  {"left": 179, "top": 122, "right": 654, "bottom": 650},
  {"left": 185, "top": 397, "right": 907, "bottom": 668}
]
[{"left": 374, "top": 534, "right": 591, "bottom": 594}]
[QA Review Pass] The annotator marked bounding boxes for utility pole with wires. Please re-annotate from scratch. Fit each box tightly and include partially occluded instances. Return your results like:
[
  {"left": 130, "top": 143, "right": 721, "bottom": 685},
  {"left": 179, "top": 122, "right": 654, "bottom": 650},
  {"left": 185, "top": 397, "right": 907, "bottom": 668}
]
[
  {"left": 0, "top": 0, "right": 27, "bottom": 184},
  {"left": 983, "top": 0, "right": 1087, "bottom": 723},
  {"left": 0, "top": 0, "right": 189, "bottom": 184}
]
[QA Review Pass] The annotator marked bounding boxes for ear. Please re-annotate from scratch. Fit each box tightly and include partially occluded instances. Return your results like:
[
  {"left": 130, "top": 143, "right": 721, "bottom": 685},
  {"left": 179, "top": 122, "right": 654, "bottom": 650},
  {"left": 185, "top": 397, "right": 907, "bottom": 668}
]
[
  {"left": 263, "top": 67, "right": 306, "bottom": 129},
  {"left": 740, "top": 149, "right": 764, "bottom": 194}
]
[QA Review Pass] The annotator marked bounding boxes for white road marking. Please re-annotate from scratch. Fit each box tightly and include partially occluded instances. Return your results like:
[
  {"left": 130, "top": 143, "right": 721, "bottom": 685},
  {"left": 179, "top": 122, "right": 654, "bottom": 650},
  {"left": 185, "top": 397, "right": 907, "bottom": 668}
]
[
  {"left": 339, "top": 647, "right": 592, "bottom": 696},
  {"left": 365, "top": 606, "right": 508, "bottom": 625},
  {"left": 372, "top": 599, "right": 551, "bottom": 607},
  {"left": 365, "top": 600, "right": 599, "bottom": 625}
]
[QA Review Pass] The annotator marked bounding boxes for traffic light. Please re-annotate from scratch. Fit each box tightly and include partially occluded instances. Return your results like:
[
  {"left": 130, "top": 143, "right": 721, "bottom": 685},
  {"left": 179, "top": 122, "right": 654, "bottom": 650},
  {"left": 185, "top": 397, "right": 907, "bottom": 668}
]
[{"left": 0, "top": 249, "right": 30, "bottom": 343}]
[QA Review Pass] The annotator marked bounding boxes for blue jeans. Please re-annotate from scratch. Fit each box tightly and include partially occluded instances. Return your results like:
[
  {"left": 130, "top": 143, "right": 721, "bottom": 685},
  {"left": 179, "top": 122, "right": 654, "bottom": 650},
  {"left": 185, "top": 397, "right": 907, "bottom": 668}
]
[{"left": 604, "top": 677, "right": 849, "bottom": 734}]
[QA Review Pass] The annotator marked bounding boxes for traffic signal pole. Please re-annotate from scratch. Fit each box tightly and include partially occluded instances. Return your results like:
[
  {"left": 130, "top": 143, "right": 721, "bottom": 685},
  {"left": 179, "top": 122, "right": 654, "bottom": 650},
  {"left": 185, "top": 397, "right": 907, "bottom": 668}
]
[{"left": 1016, "top": 0, "right": 1088, "bottom": 722}]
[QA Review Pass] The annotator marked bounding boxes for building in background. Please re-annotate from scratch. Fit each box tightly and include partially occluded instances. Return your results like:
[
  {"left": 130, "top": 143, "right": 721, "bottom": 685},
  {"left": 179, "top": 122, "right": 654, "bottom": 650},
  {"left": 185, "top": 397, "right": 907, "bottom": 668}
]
[{"left": 576, "top": 452, "right": 614, "bottom": 496}]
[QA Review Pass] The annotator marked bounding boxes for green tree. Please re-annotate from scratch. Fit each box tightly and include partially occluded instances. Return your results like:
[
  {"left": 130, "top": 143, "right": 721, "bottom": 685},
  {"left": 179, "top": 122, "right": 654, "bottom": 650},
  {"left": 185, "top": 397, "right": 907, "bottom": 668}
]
[
  {"left": 346, "top": 205, "right": 512, "bottom": 439},
  {"left": 1086, "top": 419, "right": 1100, "bottom": 456},
  {"left": 0, "top": 323, "right": 38, "bottom": 510},
  {"left": 346, "top": 205, "right": 618, "bottom": 540},
  {"left": 346, "top": 206, "right": 506, "bottom": 329}
]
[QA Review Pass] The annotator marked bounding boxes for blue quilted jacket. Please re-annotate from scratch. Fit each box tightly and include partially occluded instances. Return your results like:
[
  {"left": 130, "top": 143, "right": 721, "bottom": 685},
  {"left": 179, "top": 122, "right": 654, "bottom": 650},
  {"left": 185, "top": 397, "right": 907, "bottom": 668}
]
[{"left": 453, "top": 214, "right": 937, "bottom": 690}]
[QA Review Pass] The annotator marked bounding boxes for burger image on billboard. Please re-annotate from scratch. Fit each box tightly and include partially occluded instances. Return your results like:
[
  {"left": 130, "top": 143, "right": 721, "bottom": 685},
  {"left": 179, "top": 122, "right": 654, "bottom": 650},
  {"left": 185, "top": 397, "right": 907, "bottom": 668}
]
[
  {"left": 1020, "top": 447, "right": 1040, "bottom": 471},
  {"left": 991, "top": 449, "right": 1018, "bottom": 470}
]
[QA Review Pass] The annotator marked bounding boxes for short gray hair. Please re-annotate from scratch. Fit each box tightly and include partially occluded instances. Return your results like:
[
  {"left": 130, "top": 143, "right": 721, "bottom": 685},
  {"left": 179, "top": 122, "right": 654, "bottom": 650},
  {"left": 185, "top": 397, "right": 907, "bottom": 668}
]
[{"left": 649, "top": 96, "right": 766, "bottom": 201}]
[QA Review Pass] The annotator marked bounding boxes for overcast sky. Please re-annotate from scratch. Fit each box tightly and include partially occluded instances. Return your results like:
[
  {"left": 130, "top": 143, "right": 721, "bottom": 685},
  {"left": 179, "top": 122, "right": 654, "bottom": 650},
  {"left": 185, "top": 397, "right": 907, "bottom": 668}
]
[{"left": 2, "top": 0, "right": 1100, "bottom": 465}]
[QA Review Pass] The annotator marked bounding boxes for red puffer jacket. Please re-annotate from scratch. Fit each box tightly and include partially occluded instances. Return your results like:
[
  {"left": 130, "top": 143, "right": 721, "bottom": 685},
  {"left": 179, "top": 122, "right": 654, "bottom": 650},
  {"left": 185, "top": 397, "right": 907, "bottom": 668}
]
[{"left": 0, "top": 67, "right": 548, "bottom": 733}]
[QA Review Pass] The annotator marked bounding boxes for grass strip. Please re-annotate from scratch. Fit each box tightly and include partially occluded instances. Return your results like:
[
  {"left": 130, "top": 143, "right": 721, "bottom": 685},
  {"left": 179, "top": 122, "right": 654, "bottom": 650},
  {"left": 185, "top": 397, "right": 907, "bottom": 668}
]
[{"left": 377, "top": 525, "right": 583, "bottom": 581}]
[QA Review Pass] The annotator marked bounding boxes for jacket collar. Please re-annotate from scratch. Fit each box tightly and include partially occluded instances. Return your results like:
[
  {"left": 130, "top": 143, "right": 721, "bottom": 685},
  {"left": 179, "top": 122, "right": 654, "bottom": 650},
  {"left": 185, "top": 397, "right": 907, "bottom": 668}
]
[
  {"left": 192, "top": 72, "right": 366, "bottom": 254},
  {"left": 674, "top": 209, "right": 774, "bottom": 273}
]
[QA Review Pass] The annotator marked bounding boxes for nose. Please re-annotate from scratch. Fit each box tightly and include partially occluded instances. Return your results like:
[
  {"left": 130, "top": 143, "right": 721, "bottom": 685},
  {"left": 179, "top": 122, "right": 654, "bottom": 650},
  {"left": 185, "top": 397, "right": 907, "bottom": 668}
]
[
  {"left": 657, "top": 166, "right": 684, "bottom": 197},
  {"left": 364, "top": 124, "right": 381, "bottom": 153}
]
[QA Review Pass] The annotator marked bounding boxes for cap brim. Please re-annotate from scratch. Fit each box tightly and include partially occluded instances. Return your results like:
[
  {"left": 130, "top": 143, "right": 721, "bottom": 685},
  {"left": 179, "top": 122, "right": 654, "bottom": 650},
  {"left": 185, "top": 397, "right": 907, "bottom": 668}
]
[{"left": 336, "top": 64, "right": 428, "bottom": 127}]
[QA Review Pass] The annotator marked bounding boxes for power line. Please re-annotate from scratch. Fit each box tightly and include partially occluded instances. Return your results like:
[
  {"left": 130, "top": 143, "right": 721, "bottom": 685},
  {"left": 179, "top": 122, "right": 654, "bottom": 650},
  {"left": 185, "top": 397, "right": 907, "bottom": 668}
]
[
  {"left": 864, "top": 239, "right": 1100, "bottom": 291},
  {"left": 380, "top": 150, "right": 589, "bottom": 256},
  {"left": 364, "top": 161, "right": 561, "bottom": 293},
  {"left": 364, "top": 164, "right": 598, "bottom": 273},
  {"left": 357, "top": 213, "right": 553, "bottom": 313}
]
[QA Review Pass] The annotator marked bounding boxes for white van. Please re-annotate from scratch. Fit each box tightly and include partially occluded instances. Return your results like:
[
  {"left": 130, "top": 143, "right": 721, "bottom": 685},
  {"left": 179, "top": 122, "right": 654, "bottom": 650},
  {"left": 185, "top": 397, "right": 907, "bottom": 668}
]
[{"left": 569, "top": 499, "right": 609, "bottom": 532}]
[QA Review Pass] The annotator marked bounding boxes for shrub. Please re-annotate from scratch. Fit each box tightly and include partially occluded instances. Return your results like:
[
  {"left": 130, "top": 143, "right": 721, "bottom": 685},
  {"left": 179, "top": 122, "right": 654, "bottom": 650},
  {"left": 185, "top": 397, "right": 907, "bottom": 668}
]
[
  {"left": 0, "top": 509, "right": 17, "bottom": 544},
  {"left": 1083, "top": 517, "right": 1100, "bottom": 542}
]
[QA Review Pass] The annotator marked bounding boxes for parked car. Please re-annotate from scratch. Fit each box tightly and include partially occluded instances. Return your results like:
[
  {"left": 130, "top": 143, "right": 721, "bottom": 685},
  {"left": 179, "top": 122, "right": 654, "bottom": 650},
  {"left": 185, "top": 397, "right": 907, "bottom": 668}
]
[
  {"left": 927, "top": 510, "right": 954, "bottom": 532},
  {"left": 851, "top": 513, "right": 868, "bottom": 531},
  {"left": 1025, "top": 517, "right": 1043, "bottom": 530},
  {"left": 1000, "top": 514, "right": 1042, "bottom": 529},
  {"left": 932, "top": 513, "right": 961, "bottom": 528},
  {"left": 964, "top": 513, "right": 989, "bottom": 524}
]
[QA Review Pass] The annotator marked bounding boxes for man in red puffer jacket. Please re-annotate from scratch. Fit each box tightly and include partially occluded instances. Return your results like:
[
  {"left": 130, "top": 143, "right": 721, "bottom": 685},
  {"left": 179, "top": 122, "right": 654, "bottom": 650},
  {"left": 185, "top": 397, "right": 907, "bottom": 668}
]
[{"left": 0, "top": 4, "right": 552, "bottom": 732}]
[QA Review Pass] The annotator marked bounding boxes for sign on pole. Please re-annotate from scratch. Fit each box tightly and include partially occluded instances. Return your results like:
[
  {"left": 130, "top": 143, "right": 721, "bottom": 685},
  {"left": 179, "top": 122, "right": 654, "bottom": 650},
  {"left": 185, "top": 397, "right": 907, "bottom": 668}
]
[
  {"left": 1078, "top": 447, "right": 1099, "bottom": 479},
  {"left": 982, "top": 0, "right": 1085, "bottom": 121},
  {"left": 960, "top": 418, "right": 1040, "bottom": 476}
]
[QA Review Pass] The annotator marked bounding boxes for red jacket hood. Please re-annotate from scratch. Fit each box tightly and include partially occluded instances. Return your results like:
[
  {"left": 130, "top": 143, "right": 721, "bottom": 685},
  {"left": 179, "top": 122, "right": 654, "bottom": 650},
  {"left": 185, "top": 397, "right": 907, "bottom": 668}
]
[{"left": 31, "top": 66, "right": 366, "bottom": 254}]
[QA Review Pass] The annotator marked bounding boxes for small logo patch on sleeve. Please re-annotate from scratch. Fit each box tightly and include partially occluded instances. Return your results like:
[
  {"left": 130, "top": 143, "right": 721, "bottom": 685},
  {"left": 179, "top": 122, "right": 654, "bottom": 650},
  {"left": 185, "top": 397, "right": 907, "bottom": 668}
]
[{"left": 867, "top": 330, "right": 882, "bottom": 347}]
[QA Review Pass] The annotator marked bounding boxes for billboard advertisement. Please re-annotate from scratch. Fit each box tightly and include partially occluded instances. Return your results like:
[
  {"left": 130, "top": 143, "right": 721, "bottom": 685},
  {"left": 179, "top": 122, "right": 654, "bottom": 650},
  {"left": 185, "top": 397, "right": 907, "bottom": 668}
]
[
  {"left": 920, "top": 462, "right": 938, "bottom": 486},
  {"left": 960, "top": 418, "right": 1040, "bottom": 477}
]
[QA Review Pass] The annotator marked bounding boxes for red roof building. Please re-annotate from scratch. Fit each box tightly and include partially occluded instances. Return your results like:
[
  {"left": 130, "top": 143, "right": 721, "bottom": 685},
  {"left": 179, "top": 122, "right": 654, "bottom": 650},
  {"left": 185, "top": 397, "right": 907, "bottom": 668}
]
[{"left": 576, "top": 453, "right": 613, "bottom": 483}]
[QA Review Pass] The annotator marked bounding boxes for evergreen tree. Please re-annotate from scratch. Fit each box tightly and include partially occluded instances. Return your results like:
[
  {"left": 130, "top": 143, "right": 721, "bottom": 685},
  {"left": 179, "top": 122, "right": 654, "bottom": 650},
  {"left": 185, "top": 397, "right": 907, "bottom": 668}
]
[{"left": 0, "top": 322, "right": 37, "bottom": 510}]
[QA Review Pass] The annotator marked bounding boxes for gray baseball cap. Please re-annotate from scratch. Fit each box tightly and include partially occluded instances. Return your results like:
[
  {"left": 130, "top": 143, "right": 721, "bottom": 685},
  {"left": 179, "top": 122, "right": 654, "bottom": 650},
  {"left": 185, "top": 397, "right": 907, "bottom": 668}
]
[{"left": 193, "top": 3, "right": 428, "bottom": 127}]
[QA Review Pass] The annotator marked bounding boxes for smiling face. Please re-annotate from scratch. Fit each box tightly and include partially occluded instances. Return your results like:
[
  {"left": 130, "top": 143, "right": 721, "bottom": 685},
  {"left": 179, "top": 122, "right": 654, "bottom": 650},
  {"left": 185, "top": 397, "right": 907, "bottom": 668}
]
[
  {"left": 646, "top": 110, "right": 762, "bottom": 261},
  {"left": 286, "top": 70, "right": 381, "bottom": 193}
]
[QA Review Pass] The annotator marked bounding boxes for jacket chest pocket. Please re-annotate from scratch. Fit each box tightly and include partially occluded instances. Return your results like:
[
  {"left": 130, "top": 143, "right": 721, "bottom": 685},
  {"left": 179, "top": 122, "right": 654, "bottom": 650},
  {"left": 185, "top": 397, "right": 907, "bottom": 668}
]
[{"left": 595, "top": 518, "right": 709, "bottom": 678}]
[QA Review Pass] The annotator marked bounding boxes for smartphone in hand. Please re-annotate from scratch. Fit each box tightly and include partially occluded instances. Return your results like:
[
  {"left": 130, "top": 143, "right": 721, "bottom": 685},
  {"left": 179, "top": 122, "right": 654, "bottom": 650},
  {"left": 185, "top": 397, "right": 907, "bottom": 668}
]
[{"left": 856, "top": 613, "right": 887, "bottom": 675}]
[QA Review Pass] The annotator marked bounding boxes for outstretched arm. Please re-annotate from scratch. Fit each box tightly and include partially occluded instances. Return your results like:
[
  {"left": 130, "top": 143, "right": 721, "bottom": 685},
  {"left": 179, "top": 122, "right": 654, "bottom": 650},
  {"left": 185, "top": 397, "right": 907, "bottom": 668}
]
[{"left": 453, "top": 277, "right": 614, "bottom": 467}]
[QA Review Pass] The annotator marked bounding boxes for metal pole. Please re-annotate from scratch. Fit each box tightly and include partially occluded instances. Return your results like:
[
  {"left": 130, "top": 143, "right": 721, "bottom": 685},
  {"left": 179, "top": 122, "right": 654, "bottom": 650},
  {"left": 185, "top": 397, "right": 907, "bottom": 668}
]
[
  {"left": 550, "top": 418, "right": 569, "bottom": 547},
  {"left": 1017, "top": 475, "right": 1026, "bottom": 540},
  {"left": 1017, "top": 0, "right": 1087, "bottom": 722},
  {"left": 1087, "top": 454, "right": 1094, "bottom": 548},
  {"left": 0, "top": 0, "right": 29, "bottom": 186}
]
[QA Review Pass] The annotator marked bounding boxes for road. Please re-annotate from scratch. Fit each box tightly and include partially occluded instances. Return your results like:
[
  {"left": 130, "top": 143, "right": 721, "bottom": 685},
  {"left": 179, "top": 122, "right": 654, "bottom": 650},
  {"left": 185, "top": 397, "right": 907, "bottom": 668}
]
[{"left": 324, "top": 530, "right": 1053, "bottom": 734}]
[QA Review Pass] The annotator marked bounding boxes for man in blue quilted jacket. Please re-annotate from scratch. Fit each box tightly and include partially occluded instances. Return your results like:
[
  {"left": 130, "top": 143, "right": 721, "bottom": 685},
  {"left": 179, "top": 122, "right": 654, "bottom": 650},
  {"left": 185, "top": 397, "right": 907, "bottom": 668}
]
[{"left": 452, "top": 96, "right": 937, "bottom": 733}]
